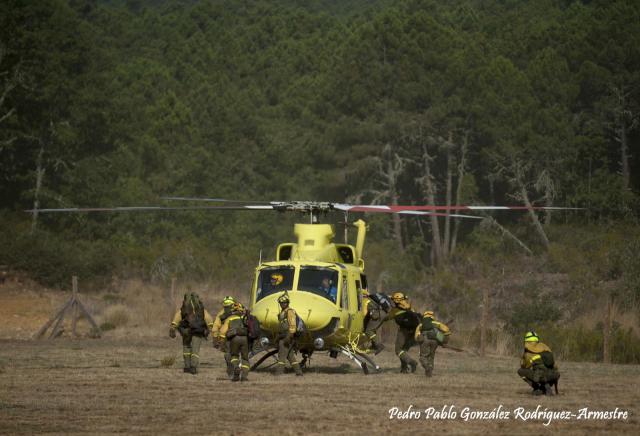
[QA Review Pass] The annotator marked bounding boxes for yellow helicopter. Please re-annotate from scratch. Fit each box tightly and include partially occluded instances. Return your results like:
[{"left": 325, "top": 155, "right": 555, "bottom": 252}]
[
  {"left": 249, "top": 218, "right": 377, "bottom": 373},
  {"left": 152, "top": 198, "right": 490, "bottom": 373},
  {"left": 29, "top": 197, "right": 577, "bottom": 373}
]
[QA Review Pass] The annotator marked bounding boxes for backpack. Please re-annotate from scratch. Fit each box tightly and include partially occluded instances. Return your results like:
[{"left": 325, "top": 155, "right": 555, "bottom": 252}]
[
  {"left": 244, "top": 311, "right": 262, "bottom": 340},
  {"left": 180, "top": 293, "right": 206, "bottom": 335},
  {"left": 434, "top": 320, "right": 451, "bottom": 345},
  {"left": 425, "top": 320, "right": 451, "bottom": 345},
  {"left": 394, "top": 310, "right": 422, "bottom": 330},
  {"left": 295, "top": 313, "right": 307, "bottom": 335},
  {"left": 370, "top": 293, "right": 392, "bottom": 313},
  {"left": 540, "top": 350, "right": 555, "bottom": 369}
]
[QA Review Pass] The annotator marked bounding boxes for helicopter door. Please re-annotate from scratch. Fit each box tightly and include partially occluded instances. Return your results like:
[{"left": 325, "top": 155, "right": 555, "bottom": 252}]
[
  {"left": 350, "top": 275, "right": 364, "bottom": 333},
  {"left": 340, "top": 275, "right": 349, "bottom": 329}
]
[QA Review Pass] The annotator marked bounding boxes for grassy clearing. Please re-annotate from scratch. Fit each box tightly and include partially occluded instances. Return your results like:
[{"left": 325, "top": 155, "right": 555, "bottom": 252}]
[{"left": 0, "top": 338, "right": 638, "bottom": 435}]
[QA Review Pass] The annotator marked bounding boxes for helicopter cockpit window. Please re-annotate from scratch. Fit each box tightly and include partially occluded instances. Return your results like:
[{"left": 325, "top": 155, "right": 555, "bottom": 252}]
[
  {"left": 256, "top": 267, "right": 295, "bottom": 302},
  {"left": 298, "top": 267, "right": 338, "bottom": 304}
]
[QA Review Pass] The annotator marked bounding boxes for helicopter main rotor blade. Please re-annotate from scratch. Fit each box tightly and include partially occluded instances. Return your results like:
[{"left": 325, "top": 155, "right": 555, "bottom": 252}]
[
  {"left": 161, "top": 196, "right": 277, "bottom": 205},
  {"left": 24, "top": 205, "right": 276, "bottom": 213},
  {"left": 394, "top": 210, "right": 484, "bottom": 219},
  {"left": 332, "top": 204, "right": 482, "bottom": 219},
  {"left": 334, "top": 204, "right": 584, "bottom": 212}
]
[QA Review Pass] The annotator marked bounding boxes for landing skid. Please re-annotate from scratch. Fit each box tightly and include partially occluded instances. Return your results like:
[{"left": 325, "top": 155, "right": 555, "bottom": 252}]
[
  {"left": 250, "top": 345, "right": 380, "bottom": 374},
  {"left": 338, "top": 345, "right": 381, "bottom": 375},
  {"left": 249, "top": 349, "right": 278, "bottom": 371}
]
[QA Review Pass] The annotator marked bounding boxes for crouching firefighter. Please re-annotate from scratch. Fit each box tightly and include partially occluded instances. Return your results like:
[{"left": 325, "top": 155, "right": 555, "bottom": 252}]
[
  {"left": 169, "top": 292, "right": 214, "bottom": 374},
  {"left": 275, "top": 292, "right": 304, "bottom": 376},
  {"left": 415, "top": 311, "right": 451, "bottom": 377},
  {"left": 376, "top": 292, "right": 420, "bottom": 373},
  {"left": 211, "top": 296, "right": 236, "bottom": 376},
  {"left": 517, "top": 331, "right": 560, "bottom": 396},
  {"left": 219, "top": 302, "right": 251, "bottom": 382}
]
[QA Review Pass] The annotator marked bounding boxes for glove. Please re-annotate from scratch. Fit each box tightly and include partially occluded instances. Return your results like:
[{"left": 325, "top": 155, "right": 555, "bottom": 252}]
[
  {"left": 213, "top": 336, "right": 224, "bottom": 349},
  {"left": 169, "top": 327, "right": 176, "bottom": 338}
]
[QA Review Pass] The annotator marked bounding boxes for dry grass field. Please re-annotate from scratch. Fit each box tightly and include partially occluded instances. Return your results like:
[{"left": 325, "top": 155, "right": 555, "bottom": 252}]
[
  {"left": 0, "top": 281, "right": 638, "bottom": 435},
  {"left": 0, "top": 337, "right": 638, "bottom": 435}
]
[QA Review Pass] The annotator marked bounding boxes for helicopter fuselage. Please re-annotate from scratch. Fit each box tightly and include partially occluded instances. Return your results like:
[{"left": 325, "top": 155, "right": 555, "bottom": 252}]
[{"left": 249, "top": 221, "right": 370, "bottom": 353}]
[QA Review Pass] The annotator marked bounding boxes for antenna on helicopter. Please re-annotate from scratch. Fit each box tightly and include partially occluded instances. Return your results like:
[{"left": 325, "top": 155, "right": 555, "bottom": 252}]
[{"left": 344, "top": 211, "right": 349, "bottom": 243}]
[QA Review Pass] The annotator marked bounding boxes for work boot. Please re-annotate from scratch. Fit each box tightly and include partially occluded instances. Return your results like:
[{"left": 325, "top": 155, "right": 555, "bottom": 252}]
[
  {"left": 274, "top": 363, "right": 285, "bottom": 376},
  {"left": 226, "top": 363, "right": 234, "bottom": 377},
  {"left": 400, "top": 361, "right": 409, "bottom": 373},
  {"left": 532, "top": 388, "right": 544, "bottom": 396},
  {"left": 409, "top": 360, "right": 417, "bottom": 373},
  {"left": 183, "top": 367, "right": 191, "bottom": 373},
  {"left": 232, "top": 368, "right": 240, "bottom": 382},
  {"left": 240, "top": 368, "right": 249, "bottom": 382},
  {"left": 190, "top": 367, "right": 198, "bottom": 375},
  {"left": 292, "top": 363, "right": 303, "bottom": 377},
  {"left": 424, "top": 369, "right": 433, "bottom": 378},
  {"left": 544, "top": 383, "right": 555, "bottom": 396},
  {"left": 373, "top": 342, "right": 385, "bottom": 355}
]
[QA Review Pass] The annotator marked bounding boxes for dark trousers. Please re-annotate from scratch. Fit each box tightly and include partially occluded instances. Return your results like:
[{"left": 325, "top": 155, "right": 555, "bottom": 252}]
[
  {"left": 419, "top": 338, "right": 438, "bottom": 376},
  {"left": 395, "top": 328, "right": 417, "bottom": 370},
  {"left": 181, "top": 334, "right": 203, "bottom": 369},
  {"left": 229, "top": 335, "right": 250, "bottom": 379}
]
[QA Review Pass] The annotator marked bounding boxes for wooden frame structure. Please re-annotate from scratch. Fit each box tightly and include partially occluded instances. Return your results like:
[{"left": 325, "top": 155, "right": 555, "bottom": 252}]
[{"left": 35, "top": 276, "right": 101, "bottom": 339}]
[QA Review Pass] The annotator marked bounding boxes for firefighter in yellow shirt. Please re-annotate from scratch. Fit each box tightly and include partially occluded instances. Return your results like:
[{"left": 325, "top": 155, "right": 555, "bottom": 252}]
[
  {"left": 414, "top": 310, "right": 450, "bottom": 377},
  {"left": 169, "top": 292, "right": 214, "bottom": 374},
  {"left": 376, "top": 292, "right": 420, "bottom": 373},
  {"left": 211, "top": 296, "right": 236, "bottom": 376},
  {"left": 275, "top": 293, "right": 303, "bottom": 376},
  {"left": 219, "top": 302, "right": 251, "bottom": 382},
  {"left": 361, "top": 290, "right": 389, "bottom": 354},
  {"left": 517, "top": 331, "right": 560, "bottom": 396}
]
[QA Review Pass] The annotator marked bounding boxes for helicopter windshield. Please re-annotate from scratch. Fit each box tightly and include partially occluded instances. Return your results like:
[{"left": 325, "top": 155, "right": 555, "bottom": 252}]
[
  {"left": 298, "top": 267, "right": 339, "bottom": 304},
  {"left": 256, "top": 267, "right": 295, "bottom": 302}
]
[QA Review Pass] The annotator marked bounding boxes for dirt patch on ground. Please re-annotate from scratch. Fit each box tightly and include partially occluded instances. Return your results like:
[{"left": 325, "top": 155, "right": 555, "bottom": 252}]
[
  {"left": 0, "top": 338, "right": 638, "bottom": 435},
  {"left": 0, "top": 281, "right": 68, "bottom": 339},
  {"left": 0, "top": 279, "right": 238, "bottom": 340}
]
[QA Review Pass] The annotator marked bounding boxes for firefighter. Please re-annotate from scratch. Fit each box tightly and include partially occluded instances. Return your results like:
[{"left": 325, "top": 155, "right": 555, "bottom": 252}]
[
  {"left": 169, "top": 292, "right": 215, "bottom": 374},
  {"left": 517, "top": 331, "right": 560, "bottom": 396},
  {"left": 275, "top": 293, "right": 303, "bottom": 376},
  {"left": 414, "top": 310, "right": 450, "bottom": 377},
  {"left": 211, "top": 296, "right": 236, "bottom": 376},
  {"left": 362, "top": 290, "right": 389, "bottom": 354},
  {"left": 376, "top": 292, "right": 420, "bottom": 373},
  {"left": 219, "top": 302, "right": 250, "bottom": 382}
]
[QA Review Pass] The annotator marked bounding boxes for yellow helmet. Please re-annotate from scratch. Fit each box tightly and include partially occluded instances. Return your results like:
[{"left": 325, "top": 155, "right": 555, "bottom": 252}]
[
  {"left": 524, "top": 331, "right": 539, "bottom": 342},
  {"left": 270, "top": 273, "right": 284, "bottom": 286},
  {"left": 391, "top": 292, "right": 407, "bottom": 302},
  {"left": 423, "top": 310, "right": 434, "bottom": 318},
  {"left": 222, "top": 296, "right": 235, "bottom": 307},
  {"left": 277, "top": 293, "right": 290, "bottom": 304}
]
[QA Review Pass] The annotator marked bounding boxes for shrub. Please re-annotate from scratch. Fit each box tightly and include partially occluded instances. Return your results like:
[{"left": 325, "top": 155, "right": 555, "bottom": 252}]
[
  {"left": 99, "top": 322, "right": 116, "bottom": 331},
  {"left": 160, "top": 355, "right": 176, "bottom": 367},
  {"left": 102, "top": 305, "right": 131, "bottom": 328}
]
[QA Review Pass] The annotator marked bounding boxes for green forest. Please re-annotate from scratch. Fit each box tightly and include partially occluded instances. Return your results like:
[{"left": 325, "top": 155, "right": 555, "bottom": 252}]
[{"left": 1, "top": 0, "right": 639, "bottom": 362}]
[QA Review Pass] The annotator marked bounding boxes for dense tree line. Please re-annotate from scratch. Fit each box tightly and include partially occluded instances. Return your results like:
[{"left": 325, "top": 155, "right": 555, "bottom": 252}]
[{"left": 1, "top": 1, "right": 639, "bottom": 361}]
